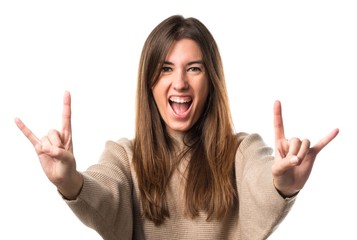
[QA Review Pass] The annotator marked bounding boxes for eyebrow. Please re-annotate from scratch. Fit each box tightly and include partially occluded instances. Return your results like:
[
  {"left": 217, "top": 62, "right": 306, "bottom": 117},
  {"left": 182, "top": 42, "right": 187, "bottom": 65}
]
[{"left": 163, "top": 60, "right": 204, "bottom": 66}]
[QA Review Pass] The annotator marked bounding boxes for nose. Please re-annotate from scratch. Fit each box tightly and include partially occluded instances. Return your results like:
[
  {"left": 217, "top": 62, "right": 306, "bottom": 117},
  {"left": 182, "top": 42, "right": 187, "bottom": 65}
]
[{"left": 172, "top": 71, "right": 188, "bottom": 91}]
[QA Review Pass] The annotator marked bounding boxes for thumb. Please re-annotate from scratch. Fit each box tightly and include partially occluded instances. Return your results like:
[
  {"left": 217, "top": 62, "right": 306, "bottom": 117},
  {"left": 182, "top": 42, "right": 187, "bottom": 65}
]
[
  {"left": 42, "top": 144, "right": 74, "bottom": 162},
  {"left": 272, "top": 155, "right": 300, "bottom": 176}
]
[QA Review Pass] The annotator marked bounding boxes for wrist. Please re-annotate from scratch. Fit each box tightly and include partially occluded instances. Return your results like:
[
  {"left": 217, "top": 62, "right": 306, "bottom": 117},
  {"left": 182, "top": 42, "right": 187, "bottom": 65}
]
[
  {"left": 276, "top": 187, "right": 299, "bottom": 199},
  {"left": 273, "top": 178, "right": 299, "bottom": 198},
  {"left": 57, "top": 172, "right": 83, "bottom": 200}
]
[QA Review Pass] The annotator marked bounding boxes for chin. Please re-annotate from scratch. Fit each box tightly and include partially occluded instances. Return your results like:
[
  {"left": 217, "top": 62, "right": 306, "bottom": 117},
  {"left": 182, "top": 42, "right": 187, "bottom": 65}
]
[{"left": 167, "top": 123, "right": 192, "bottom": 134}]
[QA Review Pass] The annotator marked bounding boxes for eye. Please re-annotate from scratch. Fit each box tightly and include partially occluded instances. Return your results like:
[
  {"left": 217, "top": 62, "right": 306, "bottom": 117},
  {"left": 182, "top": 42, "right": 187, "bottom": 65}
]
[
  {"left": 161, "top": 66, "right": 172, "bottom": 72},
  {"left": 187, "top": 66, "right": 201, "bottom": 72}
]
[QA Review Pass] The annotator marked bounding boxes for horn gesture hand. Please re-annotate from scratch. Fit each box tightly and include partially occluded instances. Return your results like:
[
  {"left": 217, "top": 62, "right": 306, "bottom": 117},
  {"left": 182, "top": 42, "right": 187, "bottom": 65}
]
[
  {"left": 272, "top": 100, "right": 339, "bottom": 197},
  {"left": 15, "top": 91, "right": 83, "bottom": 199}
]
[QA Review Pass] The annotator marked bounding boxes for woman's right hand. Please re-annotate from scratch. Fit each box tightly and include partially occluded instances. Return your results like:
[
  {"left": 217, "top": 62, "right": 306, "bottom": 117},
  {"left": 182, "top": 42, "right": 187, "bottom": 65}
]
[{"left": 15, "top": 91, "right": 83, "bottom": 200}]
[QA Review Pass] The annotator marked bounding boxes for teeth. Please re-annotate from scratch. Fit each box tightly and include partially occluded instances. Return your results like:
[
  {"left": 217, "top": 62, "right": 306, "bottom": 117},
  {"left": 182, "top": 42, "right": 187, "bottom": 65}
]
[{"left": 169, "top": 96, "right": 191, "bottom": 103}]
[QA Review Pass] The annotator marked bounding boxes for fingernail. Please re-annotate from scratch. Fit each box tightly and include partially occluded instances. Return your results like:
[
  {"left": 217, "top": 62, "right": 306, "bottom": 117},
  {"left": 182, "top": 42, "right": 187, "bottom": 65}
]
[{"left": 290, "top": 156, "right": 299, "bottom": 164}]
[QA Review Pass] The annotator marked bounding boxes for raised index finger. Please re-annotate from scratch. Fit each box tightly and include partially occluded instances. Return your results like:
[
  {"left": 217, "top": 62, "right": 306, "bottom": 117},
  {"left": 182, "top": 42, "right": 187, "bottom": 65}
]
[
  {"left": 274, "top": 100, "right": 286, "bottom": 142},
  {"left": 61, "top": 91, "right": 72, "bottom": 142}
]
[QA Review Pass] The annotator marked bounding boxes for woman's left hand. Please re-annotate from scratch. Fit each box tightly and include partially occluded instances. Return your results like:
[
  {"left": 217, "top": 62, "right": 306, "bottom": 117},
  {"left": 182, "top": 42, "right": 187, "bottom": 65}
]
[{"left": 271, "top": 100, "right": 339, "bottom": 197}]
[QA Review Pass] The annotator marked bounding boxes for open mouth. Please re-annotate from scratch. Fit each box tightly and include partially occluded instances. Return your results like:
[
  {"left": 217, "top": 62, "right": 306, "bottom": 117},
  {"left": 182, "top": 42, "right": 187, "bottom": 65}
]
[{"left": 169, "top": 96, "right": 192, "bottom": 115}]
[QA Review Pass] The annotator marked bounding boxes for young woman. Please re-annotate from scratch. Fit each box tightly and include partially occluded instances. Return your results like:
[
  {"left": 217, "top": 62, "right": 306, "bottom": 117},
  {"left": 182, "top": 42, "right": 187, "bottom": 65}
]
[{"left": 15, "top": 15, "right": 339, "bottom": 239}]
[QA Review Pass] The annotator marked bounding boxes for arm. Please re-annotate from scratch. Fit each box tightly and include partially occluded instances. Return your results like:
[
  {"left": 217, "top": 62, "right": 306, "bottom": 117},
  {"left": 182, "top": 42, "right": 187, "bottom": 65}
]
[
  {"left": 15, "top": 91, "right": 83, "bottom": 199},
  {"left": 235, "top": 133, "right": 295, "bottom": 239},
  {"left": 235, "top": 101, "right": 339, "bottom": 239},
  {"left": 66, "top": 139, "right": 133, "bottom": 240},
  {"left": 16, "top": 92, "right": 133, "bottom": 239}
]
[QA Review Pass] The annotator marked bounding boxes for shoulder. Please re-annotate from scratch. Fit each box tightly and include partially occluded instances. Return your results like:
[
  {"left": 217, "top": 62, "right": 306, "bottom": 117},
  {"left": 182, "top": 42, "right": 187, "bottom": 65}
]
[
  {"left": 234, "top": 132, "right": 274, "bottom": 169},
  {"left": 105, "top": 138, "right": 134, "bottom": 152},
  {"left": 98, "top": 138, "right": 135, "bottom": 166},
  {"left": 233, "top": 132, "right": 275, "bottom": 187},
  {"left": 235, "top": 132, "right": 272, "bottom": 155},
  {"left": 115, "top": 138, "right": 134, "bottom": 153}
]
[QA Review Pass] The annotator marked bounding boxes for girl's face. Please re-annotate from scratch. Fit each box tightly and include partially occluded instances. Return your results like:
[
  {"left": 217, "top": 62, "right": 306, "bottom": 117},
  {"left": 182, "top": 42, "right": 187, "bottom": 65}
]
[{"left": 152, "top": 39, "right": 209, "bottom": 135}]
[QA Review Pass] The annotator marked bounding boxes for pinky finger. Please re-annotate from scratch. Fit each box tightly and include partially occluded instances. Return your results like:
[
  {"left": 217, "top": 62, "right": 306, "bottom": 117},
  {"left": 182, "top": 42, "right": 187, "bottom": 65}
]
[
  {"left": 312, "top": 128, "right": 340, "bottom": 154},
  {"left": 15, "top": 118, "right": 41, "bottom": 147}
]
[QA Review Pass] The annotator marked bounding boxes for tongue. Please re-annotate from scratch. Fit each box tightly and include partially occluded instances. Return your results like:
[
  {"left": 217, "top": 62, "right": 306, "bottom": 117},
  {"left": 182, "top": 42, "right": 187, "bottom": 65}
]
[{"left": 171, "top": 102, "right": 190, "bottom": 114}]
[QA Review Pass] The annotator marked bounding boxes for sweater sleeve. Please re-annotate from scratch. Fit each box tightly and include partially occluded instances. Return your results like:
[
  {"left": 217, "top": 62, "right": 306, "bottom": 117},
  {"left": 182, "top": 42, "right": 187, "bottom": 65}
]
[
  {"left": 235, "top": 133, "right": 296, "bottom": 240},
  {"left": 65, "top": 138, "right": 134, "bottom": 240}
]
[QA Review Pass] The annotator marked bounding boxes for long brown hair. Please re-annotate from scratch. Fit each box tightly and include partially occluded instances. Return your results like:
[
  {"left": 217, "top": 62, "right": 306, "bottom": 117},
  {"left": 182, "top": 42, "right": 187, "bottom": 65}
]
[{"left": 133, "top": 15, "right": 237, "bottom": 225}]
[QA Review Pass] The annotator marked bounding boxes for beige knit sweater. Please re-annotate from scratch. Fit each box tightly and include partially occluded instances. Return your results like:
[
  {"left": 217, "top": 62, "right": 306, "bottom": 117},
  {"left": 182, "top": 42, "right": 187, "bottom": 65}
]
[{"left": 66, "top": 132, "right": 296, "bottom": 240}]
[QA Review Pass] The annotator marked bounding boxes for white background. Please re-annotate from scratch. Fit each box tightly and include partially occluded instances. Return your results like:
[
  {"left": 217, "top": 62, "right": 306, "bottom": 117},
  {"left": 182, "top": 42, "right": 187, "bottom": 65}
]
[{"left": 1, "top": 1, "right": 356, "bottom": 239}]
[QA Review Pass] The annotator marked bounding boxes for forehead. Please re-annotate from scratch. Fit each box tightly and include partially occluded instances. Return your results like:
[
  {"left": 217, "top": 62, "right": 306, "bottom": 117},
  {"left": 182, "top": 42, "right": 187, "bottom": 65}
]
[{"left": 165, "top": 39, "right": 202, "bottom": 62}]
